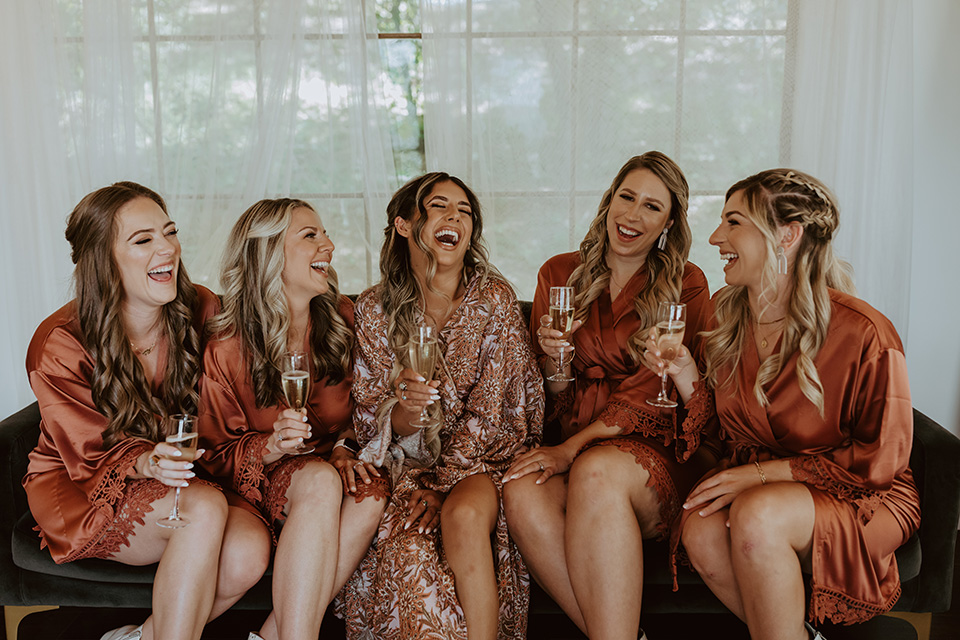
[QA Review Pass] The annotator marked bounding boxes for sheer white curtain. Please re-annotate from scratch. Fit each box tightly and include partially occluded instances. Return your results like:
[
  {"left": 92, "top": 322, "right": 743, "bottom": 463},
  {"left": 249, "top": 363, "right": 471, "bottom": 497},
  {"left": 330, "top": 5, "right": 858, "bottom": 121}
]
[
  {"left": 0, "top": 0, "right": 397, "bottom": 417},
  {"left": 420, "top": 0, "right": 794, "bottom": 299},
  {"left": 789, "top": 0, "right": 913, "bottom": 333}
]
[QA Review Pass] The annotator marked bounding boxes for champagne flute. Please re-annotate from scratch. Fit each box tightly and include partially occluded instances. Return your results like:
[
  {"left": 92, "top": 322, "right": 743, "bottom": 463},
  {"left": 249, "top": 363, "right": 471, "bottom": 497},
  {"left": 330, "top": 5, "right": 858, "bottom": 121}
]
[
  {"left": 647, "top": 302, "right": 687, "bottom": 408},
  {"left": 547, "top": 286, "right": 576, "bottom": 383},
  {"left": 281, "top": 350, "right": 315, "bottom": 455},
  {"left": 407, "top": 318, "right": 439, "bottom": 428},
  {"left": 157, "top": 414, "right": 198, "bottom": 529}
]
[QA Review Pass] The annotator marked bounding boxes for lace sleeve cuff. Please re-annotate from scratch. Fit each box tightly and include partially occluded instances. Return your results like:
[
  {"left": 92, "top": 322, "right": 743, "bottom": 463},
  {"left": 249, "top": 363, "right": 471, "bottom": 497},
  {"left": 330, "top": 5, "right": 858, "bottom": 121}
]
[
  {"left": 90, "top": 441, "right": 153, "bottom": 512},
  {"left": 597, "top": 400, "right": 674, "bottom": 444},
  {"left": 790, "top": 455, "right": 882, "bottom": 524},
  {"left": 676, "top": 379, "right": 714, "bottom": 462}
]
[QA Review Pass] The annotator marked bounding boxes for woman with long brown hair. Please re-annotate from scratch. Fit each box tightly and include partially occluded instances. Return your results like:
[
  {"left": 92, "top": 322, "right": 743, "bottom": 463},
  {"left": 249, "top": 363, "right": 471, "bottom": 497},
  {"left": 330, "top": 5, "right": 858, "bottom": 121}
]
[
  {"left": 673, "top": 169, "right": 920, "bottom": 640},
  {"left": 502, "top": 151, "right": 717, "bottom": 639},
  {"left": 198, "top": 198, "right": 387, "bottom": 640},
  {"left": 336, "top": 173, "right": 543, "bottom": 640},
  {"left": 24, "top": 182, "right": 269, "bottom": 640}
]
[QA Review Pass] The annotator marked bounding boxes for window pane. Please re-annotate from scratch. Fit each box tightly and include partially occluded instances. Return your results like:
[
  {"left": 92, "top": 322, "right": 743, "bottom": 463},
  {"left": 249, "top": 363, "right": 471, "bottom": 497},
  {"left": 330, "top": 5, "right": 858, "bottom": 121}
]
[
  {"left": 380, "top": 38, "right": 425, "bottom": 182},
  {"left": 153, "top": 0, "right": 255, "bottom": 36},
  {"left": 688, "top": 194, "right": 726, "bottom": 292},
  {"left": 374, "top": 0, "right": 420, "bottom": 34},
  {"left": 471, "top": 0, "right": 575, "bottom": 33},
  {"left": 686, "top": 0, "right": 788, "bottom": 31},
  {"left": 579, "top": 1, "right": 682, "bottom": 32}
]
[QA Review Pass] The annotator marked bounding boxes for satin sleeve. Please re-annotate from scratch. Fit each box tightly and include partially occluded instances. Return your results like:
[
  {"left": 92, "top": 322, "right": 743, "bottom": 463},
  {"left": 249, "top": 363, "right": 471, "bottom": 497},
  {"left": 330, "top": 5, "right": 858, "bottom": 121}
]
[
  {"left": 197, "top": 344, "right": 272, "bottom": 504},
  {"left": 790, "top": 346, "right": 913, "bottom": 523},
  {"left": 27, "top": 344, "right": 152, "bottom": 512}
]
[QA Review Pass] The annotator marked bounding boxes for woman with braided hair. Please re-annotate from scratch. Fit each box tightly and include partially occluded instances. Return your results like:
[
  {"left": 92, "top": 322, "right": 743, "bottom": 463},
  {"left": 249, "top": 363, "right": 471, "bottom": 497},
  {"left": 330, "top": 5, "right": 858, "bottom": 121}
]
[
  {"left": 669, "top": 169, "right": 920, "bottom": 640},
  {"left": 502, "top": 152, "right": 718, "bottom": 639},
  {"left": 336, "top": 173, "right": 543, "bottom": 639}
]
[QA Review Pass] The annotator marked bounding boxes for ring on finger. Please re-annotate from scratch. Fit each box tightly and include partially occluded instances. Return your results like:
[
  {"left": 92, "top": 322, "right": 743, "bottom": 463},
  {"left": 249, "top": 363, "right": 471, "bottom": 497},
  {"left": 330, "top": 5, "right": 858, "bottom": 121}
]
[
  {"left": 398, "top": 380, "right": 408, "bottom": 393},
  {"left": 354, "top": 462, "right": 364, "bottom": 470},
  {"left": 401, "top": 391, "right": 407, "bottom": 400},
  {"left": 277, "top": 431, "right": 285, "bottom": 442},
  {"left": 420, "top": 499, "right": 429, "bottom": 507},
  {"left": 538, "top": 461, "right": 545, "bottom": 472}
]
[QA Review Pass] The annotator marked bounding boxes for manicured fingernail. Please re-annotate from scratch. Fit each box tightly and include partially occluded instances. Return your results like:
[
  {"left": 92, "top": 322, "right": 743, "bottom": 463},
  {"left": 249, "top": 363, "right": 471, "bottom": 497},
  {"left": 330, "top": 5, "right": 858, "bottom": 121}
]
[
  {"left": 186, "top": 472, "right": 196, "bottom": 478},
  {"left": 173, "top": 450, "right": 182, "bottom": 456},
  {"left": 415, "top": 375, "right": 426, "bottom": 382},
  {"left": 186, "top": 463, "right": 194, "bottom": 469},
  {"left": 181, "top": 482, "right": 189, "bottom": 487},
  {"left": 302, "top": 415, "right": 308, "bottom": 422},
  {"left": 699, "top": 511, "right": 705, "bottom": 517}
]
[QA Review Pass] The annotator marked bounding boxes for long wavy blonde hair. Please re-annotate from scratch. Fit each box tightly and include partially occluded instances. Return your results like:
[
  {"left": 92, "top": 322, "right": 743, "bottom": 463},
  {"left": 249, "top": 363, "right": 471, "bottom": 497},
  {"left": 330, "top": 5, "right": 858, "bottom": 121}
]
[
  {"left": 208, "top": 198, "right": 352, "bottom": 408},
  {"left": 378, "top": 172, "right": 505, "bottom": 460},
  {"left": 65, "top": 182, "right": 201, "bottom": 448},
  {"left": 568, "top": 151, "right": 691, "bottom": 361},
  {"left": 702, "top": 169, "right": 856, "bottom": 414}
]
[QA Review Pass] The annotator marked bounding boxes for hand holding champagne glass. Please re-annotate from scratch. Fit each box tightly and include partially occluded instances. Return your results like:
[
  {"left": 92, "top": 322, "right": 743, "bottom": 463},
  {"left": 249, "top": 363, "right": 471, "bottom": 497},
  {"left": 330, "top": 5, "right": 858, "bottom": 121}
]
[
  {"left": 547, "top": 286, "right": 576, "bottom": 383},
  {"left": 647, "top": 302, "right": 686, "bottom": 409},
  {"left": 281, "top": 350, "right": 315, "bottom": 454},
  {"left": 407, "top": 318, "right": 439, "bottom": 428},
  {"left": 157, "top": 414, "right": 198, "bottom": 529}
]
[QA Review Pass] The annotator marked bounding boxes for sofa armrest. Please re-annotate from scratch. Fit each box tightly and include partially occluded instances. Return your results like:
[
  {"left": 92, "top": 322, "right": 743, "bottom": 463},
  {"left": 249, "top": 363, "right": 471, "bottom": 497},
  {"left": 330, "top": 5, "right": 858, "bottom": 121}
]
[
  {"left": 0, "top": 402, "right": 41, "bottom": 605},
  {"left": 904, "top": 408, "right": 960, "bottom": 612}
]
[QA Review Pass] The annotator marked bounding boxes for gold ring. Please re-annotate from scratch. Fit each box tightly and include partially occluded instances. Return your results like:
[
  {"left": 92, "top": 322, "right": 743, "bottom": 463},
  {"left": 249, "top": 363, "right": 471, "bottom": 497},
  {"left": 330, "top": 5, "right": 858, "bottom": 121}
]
[
  {"left": 398, "top": 381, "right": 408, "bottom": 392},
  {"left": 149, "top": 454, "right": 160, "bottom": 467}
]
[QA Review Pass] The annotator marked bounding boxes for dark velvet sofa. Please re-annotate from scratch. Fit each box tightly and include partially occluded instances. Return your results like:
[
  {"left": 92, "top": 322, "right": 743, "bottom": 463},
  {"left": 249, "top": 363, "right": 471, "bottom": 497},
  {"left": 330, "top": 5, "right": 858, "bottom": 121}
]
[{"left": 3, "top": 308, "right": 960, "bottom": 637}]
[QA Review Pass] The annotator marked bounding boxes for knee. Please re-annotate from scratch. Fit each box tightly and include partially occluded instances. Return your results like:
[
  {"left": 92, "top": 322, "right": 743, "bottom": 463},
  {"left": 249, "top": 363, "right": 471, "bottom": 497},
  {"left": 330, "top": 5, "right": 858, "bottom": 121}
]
[
  {"left": 180, "top": 483, "right": 229, "bottom": 526},
  {"left": 728, "top": 488, "right": 789, "bottom": 555},
  {"left": 287, "top": 460, "right": 343, "bottom": 507},
  {"left": 440, "top": 495, "right": 496, "bottom": 537},
  {"left": 219, "top": 511, "right": 271, "bottom": 595},
  {"left": 502, "top": 476, "right": 535, "bottom": 523},
  {"left": 568, "top": 446, "right": 635, "bottom": 495}
]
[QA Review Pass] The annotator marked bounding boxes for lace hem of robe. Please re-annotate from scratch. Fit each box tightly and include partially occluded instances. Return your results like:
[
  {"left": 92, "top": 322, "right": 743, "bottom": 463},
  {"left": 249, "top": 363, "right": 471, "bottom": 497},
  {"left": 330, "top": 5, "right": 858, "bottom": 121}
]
[
  {"left": 597, "top": 401, "right": 674, "bottom": 446},
  {"left": 89, "top": 445, "right": 150, "bottom": 512},
  {"left": 809, "top": 582, "right": 901, "bottom": 625},
  {"left": 262, "top": 454, "right": 315, "bottom": 524},
  {"left": 790, "top": 455, "right": 883, "bottom": 524},
  {"left": 236, "top": 432, "right": 272, "bottom": 505},
  {"left": 587, "top": 438, "right": 679, "bottom": 541}
]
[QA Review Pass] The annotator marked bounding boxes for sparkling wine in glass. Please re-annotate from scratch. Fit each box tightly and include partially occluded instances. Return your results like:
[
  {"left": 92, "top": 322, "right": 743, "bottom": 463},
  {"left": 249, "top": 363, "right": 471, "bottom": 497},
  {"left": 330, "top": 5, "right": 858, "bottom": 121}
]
[
  {"left": 281, "top": 350, "right": 315, "bottom": 454},
  {"left": 647, "top": 302, "right": 686, "bottom": 409},
  {"left": 157, "top": 414, "right": 198, "bottom": 529},
  {"left": 547, "top": 286, "right": 576, "bottom": 382},
  {"left": 408, "top": 318, "right": 438, "bottom": 428}
]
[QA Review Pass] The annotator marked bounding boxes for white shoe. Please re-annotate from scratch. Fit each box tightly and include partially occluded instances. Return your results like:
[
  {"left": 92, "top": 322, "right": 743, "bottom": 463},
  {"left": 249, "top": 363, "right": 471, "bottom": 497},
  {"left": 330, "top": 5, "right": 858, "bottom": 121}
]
[
  {"left": 805, "top": 621, "right": 827, "bottom": 640},
  {"left": 248, "top": 634, "right": 265, "bottom": 640},
  {"left": 639, "top": 629, "right": 649, "bottom": 640},
  {"left": 99, "top": 625, "right": 142, "bottom": 640}
]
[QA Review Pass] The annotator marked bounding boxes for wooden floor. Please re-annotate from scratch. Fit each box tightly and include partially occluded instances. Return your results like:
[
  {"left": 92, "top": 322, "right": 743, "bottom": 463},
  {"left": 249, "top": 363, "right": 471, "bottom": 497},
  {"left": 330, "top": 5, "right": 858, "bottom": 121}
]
[{"left": 5, "top": 532, "right": 960, "bottom": 640}]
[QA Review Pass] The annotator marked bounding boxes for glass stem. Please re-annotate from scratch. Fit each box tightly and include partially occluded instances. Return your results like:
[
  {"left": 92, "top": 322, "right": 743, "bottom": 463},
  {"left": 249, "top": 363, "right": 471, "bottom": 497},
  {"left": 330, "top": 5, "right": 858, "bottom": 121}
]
[
  {"left": 171, "top": 487, "right": 182, "bottom": 520},
  {"left": 660, "top": 365, "right": 669, "bottom": 400}
]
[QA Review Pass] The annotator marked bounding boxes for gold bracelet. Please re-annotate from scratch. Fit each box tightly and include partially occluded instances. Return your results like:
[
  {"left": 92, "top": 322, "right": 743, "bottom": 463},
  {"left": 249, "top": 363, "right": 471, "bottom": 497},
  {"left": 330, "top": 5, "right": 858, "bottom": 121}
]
[{"left": 754, "top": 460, "right": 766, "bottom": 485}]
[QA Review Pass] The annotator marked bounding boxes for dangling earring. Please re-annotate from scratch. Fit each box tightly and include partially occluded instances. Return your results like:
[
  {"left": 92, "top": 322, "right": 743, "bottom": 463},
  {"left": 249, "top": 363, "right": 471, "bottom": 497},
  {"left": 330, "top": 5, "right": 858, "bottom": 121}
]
[
  {"left": 776, "top": 246, "right": 788, "bottom": 275},
  {"left": 657, "top": 228, "right": 669, "bottom": 251}
]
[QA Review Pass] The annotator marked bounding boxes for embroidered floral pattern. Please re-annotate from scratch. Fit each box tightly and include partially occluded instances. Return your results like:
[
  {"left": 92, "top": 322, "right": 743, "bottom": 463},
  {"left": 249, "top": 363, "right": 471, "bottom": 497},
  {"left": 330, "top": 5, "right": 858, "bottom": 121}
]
[
  {"left": 809, "top": 583, "right": 900, "bottom": 625},
  {"left": 791, "top": 455, "right": 882, "bottom": 525}
]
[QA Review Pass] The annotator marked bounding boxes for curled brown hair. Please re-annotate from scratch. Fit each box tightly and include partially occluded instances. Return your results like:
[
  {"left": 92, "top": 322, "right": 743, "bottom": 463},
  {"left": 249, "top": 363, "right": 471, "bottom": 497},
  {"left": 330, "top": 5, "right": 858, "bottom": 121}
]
[
  {"left": 568, "top": 151, "right": 691, "bottom": 361},
  {"left": 65, "top": 181, "right": 201, "bottom": 448}
]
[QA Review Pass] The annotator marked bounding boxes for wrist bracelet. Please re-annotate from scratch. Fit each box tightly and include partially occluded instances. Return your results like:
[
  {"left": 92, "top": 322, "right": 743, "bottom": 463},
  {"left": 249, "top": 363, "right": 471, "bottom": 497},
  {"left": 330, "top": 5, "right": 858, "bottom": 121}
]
[
  {"left": 754, "top": 460, "right": 767, "bottom": 485},
  {"left": 334, "top": 437, "right": 359, "bottom": 454}
]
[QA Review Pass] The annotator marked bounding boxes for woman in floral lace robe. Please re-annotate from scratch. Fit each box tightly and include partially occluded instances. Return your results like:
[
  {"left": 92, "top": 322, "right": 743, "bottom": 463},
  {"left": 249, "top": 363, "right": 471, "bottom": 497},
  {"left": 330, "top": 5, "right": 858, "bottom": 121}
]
[{"left": 336, "top": 172, "right": 543, "bottom": 640}]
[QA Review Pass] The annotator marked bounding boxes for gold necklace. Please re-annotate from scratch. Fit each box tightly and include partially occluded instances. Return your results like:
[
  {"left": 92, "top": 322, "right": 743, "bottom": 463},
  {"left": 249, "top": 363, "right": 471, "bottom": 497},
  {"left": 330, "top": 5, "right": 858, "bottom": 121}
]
[
  {"left": 609, "top": 272, "right": 631, "bottom": 297},
  {"left": 132, "top": 339, "right": 158, "bottom": 357},
  {"left": 756, "top": 317, "right": 785, "bottom": 349}
]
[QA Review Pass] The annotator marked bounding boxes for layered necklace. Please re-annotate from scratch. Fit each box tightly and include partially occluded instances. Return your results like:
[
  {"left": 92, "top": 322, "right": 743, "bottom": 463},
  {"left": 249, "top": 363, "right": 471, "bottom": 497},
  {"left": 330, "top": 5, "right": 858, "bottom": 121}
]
[{"left": 755, "top": 316, "right": 785, "bottom": 350}]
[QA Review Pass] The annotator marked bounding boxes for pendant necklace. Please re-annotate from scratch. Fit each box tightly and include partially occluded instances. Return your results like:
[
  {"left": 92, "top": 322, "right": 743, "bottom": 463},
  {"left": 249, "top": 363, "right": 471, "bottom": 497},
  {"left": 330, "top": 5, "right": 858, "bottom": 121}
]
[{"left": 756, "top": 317, "right": 785, "bottom": 350}]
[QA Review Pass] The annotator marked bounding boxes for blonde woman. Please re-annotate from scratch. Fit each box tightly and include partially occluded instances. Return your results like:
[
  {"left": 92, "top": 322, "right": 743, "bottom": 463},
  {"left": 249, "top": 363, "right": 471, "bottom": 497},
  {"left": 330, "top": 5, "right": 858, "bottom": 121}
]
[
  {"left": 337, "top": 173, "right": 543, "bottom": 640},
  {"left": 198, "top": 199, "right": 387, "bottom": 640},
  {"left": 670, "top": 170, "right": 920, "bottom": 640},
  {"left": 24, "top": 183, "right": 268, "bottom": 640},
  {"left": 502, "top": 152, "right": 718, "bottom": 639}
]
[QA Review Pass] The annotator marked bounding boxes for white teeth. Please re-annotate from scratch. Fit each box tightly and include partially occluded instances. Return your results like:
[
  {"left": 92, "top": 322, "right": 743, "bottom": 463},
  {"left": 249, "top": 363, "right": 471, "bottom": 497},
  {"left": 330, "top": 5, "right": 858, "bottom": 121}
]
[
  {"left": 148, "top": 265, "right": 173, "bottom": 274},
  {"left": 311, "top": 261, "right": 329, "bottom": 270},
  {"left": 435, "top": 229, "right": 460, "bottom": 245},
  {"left": 720, "top": 253, "right": 738, "bottom": 263},
  {"left": 617, "top": 225, "right": 640, "bottom": 238}
]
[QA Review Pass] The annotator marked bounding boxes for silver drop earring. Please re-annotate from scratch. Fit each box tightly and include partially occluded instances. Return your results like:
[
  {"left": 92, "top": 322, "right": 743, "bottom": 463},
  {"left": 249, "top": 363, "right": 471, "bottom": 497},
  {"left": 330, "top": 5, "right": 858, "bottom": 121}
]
[
  {"left": 657, "top": 228, "right": 669, "bottom": 250},
  {"left": 776, "top": 246, "right": 788, "bottom": 275}
]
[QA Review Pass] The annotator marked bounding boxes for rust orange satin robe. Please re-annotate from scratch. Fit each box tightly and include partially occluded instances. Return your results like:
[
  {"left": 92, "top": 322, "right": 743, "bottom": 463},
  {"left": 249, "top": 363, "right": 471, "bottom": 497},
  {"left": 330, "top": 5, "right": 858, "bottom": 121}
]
[
  {"left": 531, "top": 252, "right": 719, "bottom": 535},
  {"left": 704, "top": 288, "right": 920, "bottom": 624},
  {"left": 23, "top": 286, "right": 219, "bottom": 563},
  {"left": 197, "top": 295, "right": 362, "bottom": 527}
]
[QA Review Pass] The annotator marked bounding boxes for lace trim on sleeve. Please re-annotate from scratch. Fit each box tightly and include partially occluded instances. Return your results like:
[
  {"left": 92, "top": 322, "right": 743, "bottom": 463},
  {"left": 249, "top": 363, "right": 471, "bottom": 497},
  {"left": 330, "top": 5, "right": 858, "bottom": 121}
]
[
  {"left": 545, "top": 375, "right": 574, "bottom": 425},
  {"left": 89, "top": 443, "right": 152, "bottom": 512},
  {"left": 790, "top": 455, "right": 882, "bottom": 524},
  {"left": 676, "top": 379, "right": 714, "bottom": 462},
  {"left": 597, "top": 400, "right": 674, "bottom": 446},
  {"left": 236, "top": 432, "right": 272, "bottom": 505}
]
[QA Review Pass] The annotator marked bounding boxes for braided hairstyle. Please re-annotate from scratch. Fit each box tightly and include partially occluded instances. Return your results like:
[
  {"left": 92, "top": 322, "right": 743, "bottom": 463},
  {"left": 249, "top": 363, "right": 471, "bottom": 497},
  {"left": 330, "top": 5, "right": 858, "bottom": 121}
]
[{"left": 703, "top": 169, "right": 855, "bottom": 414}]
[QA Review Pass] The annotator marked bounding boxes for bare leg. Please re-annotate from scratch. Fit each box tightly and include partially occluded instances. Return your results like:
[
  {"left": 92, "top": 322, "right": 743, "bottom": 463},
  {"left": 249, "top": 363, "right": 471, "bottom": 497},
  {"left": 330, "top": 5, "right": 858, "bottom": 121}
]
[
  {"left": 333, "top": 494, "right": 386, "bottom": 593},
  {"left": 566, "top": 446, "right": 661, "bottom": 640},
  {"left": 728, "top": 484, "right": 815, "bottom": 640},
  {"left": 502, "top": 473, "right": 586, "bottom": 633},
  {"left": 680, "top": 507, "right": 746, "bottom": 619},
  {"left": 259, "top": 460, "right": 343, "bottom": 640},
  {"left": 441, "top": 473, "right": 500, "bottom": 640},
  {"left": 208, "top": 506, "right": 272, "bottom": 620},
  {"left": 111, "top": 482, "right": 229, "bottom": 640}
]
